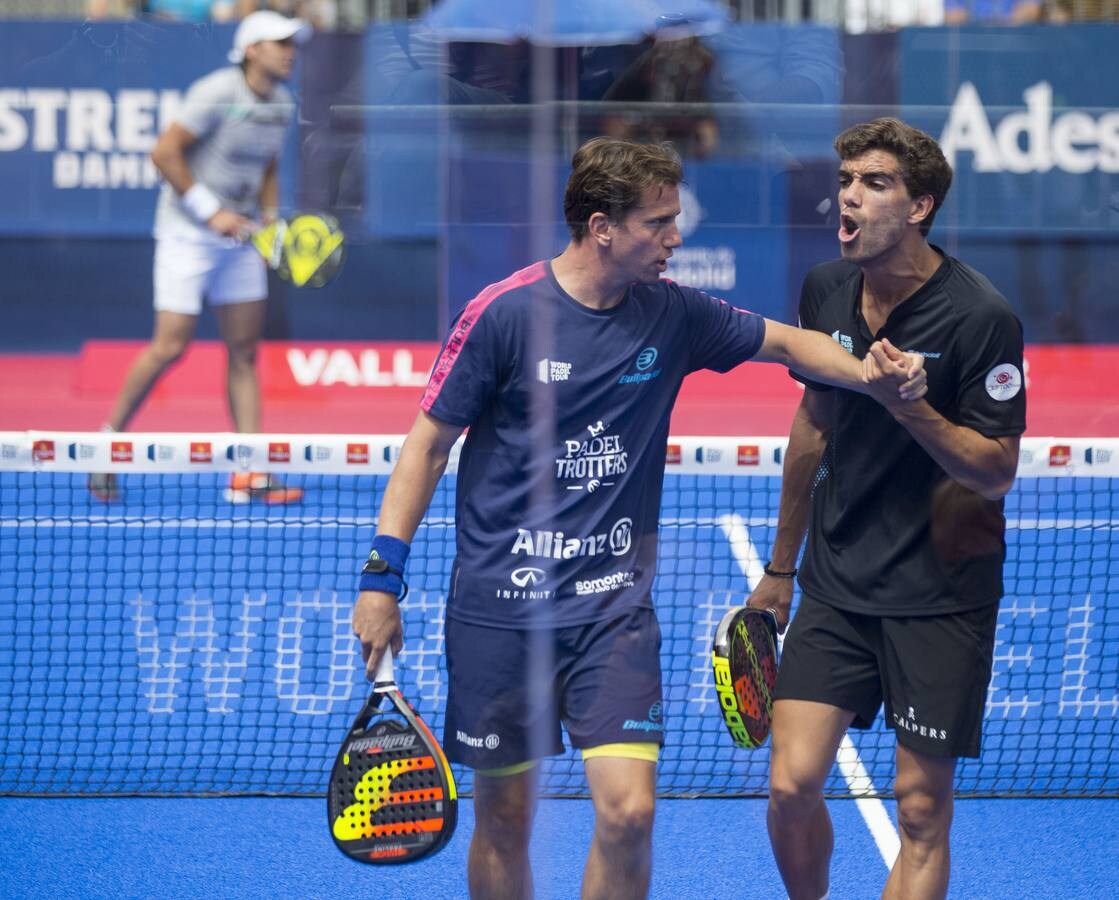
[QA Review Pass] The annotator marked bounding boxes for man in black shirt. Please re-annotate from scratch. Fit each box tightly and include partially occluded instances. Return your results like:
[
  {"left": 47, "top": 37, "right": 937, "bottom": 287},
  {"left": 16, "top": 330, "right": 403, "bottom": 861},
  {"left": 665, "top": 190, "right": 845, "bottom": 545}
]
[{"left": 749, "top": 118, "right": 1026, "bottom": 900}]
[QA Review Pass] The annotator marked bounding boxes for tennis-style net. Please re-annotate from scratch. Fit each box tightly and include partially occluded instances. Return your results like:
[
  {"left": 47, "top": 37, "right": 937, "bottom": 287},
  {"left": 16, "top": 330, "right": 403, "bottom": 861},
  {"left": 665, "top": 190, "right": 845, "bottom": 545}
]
[{"left": 1, "top": 431, "right": 1115, "bottom": 798}]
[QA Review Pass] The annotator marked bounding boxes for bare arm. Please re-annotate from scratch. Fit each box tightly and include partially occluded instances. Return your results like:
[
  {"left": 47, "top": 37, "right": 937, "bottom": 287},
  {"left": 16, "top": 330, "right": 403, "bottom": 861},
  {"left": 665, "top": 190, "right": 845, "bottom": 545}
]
[
  {"left": 746, "top": 388, "right": 831, "bottom": 631},
  {"left": 755, "top": 319, "right": 925, "bottom": 401},
  {"left": 866, "top": 341, "right": 1020, "bottom": 500},
  {"left": 150, "top": 122, "right": 253, "bottom": 238},
  {"left": 259, "top": 157, "right": 279, "bottom": 222},
  {"left": 150, "top": 122, "right": 199, "bottom": 196},
  {"left": 352, "top": 411, "right": 464, "bottom": 679}
]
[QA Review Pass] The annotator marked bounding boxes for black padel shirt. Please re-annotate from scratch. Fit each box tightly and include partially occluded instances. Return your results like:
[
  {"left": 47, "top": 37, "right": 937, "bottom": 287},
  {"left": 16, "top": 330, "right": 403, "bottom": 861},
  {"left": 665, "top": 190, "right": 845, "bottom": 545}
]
[{"left": 794, "top": 249, "right": 1026, "bottom": 616}]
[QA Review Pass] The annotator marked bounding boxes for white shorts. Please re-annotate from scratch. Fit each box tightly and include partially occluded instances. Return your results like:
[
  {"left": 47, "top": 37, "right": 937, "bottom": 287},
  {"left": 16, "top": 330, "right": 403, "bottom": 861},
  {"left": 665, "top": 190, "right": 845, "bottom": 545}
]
[{"left": 153, "top": 236, "right": 267, "bottom": 315}]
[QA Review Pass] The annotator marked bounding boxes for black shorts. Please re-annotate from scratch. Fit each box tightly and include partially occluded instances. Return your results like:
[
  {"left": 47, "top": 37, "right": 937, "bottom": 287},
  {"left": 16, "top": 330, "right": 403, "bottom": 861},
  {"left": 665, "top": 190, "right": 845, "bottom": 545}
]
[
  {"left": 775, "top": 595, "right": 998, "bottom": 758},
  {"left": 442, "top": 606, "right": 664, "bottom": 770}
]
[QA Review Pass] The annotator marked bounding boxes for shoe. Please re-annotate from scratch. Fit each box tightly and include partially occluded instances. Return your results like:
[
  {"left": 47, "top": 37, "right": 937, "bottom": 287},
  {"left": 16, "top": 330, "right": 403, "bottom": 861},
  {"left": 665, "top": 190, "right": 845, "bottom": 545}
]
[
  {"left": 88, "top": 472, "right": 120, "bottom": 502},
  {"left": 224, "top": 472, "right": 303, "bottom": 505}
]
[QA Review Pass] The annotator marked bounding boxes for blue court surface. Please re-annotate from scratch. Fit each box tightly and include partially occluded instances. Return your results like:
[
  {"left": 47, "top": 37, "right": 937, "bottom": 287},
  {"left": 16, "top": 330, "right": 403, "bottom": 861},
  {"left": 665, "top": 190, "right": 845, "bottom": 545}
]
[{"left": 0, "top": 795, "right": 1115, "bottom": 898}]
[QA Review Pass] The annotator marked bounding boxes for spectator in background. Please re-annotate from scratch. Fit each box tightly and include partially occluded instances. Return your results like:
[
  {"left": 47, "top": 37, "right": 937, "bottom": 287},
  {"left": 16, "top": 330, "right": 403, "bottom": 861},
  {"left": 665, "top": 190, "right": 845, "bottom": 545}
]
[
  {"left": 1046, "top": 0, "right": 1118, "bottom": 20},
  {"left": 244, "top": 0, "right": 338, "bottom": 30},
  {"left": 143, "top": 0, "right": 236, "bottom": 21},
  {"left": 599, "top": 35, "right": 720, "bottom": 159},
  {"left": 944, "top": 0, "right": 1043, "bottom": 23},
  {"left": 88, "top": 11, "right": 311, "bottom": 504},
  {"left": 88, "top": 0, "right": 140, "bottom": 17}
]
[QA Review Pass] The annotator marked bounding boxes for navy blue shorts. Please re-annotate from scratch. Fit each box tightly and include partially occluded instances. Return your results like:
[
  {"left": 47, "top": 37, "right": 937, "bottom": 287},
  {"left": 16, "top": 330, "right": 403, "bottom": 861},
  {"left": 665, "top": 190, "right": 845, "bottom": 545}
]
[{"left": 442, "top": 606, "right": 664, "bottom": 770}]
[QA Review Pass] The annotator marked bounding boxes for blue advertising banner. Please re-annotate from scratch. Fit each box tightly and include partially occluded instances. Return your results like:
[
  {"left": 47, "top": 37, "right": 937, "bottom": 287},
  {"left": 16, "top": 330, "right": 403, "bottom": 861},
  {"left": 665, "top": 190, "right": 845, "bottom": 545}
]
[
  {"left": 901, "top": 25, "right": 1119, "bottom": 235},
  {"left": 0, "top": 20, "right": 233, "bottom": 236},
  {"left": 901, "top": 25, "right": 1119, "bottom": 342}
]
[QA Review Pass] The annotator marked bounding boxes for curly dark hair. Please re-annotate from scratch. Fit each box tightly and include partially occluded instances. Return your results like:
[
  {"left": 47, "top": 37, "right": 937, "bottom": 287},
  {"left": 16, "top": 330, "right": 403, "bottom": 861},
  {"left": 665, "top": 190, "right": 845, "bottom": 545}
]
[{"left": 834, "top": 118, "right": 954, "bottom": 236}]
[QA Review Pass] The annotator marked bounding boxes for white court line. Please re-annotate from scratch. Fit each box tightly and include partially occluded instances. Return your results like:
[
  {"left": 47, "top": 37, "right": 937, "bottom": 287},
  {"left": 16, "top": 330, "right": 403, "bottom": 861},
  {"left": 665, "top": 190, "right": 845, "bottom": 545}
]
[{"left": 718, "top": 513, "right": 900, "bottom": 871}]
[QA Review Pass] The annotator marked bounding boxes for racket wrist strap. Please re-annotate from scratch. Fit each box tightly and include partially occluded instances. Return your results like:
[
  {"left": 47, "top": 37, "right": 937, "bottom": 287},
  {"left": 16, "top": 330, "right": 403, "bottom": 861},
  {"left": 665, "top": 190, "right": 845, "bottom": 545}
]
[
  {"left": 763, "top": 561, "right": 797, "bottom": 579},
  {"left": 181, "top": 182, "right": 221, "bottom": 224},
  {"left": 359, "top": 534, "right": 410, "bottom": 600}
]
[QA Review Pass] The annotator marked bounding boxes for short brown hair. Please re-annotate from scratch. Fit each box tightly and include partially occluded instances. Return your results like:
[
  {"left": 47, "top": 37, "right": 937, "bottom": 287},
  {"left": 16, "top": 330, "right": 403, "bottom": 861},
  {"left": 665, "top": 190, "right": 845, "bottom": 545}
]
[
  {"left": 834, "top": 118, "right": 953, "bottom": 236},
  {"left": 564, "top": 138, "right": 683, "bottom": 241}
]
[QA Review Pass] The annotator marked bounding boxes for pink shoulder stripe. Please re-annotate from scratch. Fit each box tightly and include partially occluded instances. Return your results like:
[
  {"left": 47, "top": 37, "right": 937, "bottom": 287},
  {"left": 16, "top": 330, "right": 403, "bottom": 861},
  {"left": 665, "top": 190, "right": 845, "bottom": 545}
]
[{"left": 421, "top": 261, "right": 549, "bottom": 412}]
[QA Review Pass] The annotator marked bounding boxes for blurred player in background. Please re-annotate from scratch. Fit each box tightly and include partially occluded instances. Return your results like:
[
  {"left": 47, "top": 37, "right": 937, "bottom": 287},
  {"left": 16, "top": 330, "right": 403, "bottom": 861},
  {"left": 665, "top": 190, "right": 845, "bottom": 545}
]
[
  {"left": 89, "top": 10, "right": 310, "bottom": 504},
  {"left": 749, "top": 118, "right": 1026, "bottom": 900},
  {"left": 351, "top": 137, "right": 927, "bottom": 899}
]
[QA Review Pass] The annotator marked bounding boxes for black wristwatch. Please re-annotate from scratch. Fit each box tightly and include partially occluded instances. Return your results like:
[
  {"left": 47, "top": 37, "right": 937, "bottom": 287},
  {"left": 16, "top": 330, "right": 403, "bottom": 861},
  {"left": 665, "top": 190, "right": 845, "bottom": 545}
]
[{"left": 362, "top": 556, "right": 403, "bottom": 578}]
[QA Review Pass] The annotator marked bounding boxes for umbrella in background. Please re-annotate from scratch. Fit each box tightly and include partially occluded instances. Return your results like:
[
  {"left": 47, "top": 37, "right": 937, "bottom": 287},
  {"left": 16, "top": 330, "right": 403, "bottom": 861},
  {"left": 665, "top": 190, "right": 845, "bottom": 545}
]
[{"left": 423, "top": 0, "right": 730, "bottom": 46}]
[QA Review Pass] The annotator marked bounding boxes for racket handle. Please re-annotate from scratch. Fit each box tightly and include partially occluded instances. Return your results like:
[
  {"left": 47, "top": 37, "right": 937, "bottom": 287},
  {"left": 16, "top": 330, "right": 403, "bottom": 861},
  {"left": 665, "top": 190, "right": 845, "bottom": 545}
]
[{"left": 373, "top": 647, "right": 396, "bottom": 691}]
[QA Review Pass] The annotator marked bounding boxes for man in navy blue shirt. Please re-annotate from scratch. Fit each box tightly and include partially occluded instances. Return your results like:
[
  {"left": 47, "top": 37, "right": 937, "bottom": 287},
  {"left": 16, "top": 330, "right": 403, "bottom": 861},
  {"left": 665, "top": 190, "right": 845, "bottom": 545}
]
[
  {"left": 749, "top": 118, "right": 1025, "bottom": 900},
  {"left": 352, "top": 137, "right": 926, "bottom": 899}
]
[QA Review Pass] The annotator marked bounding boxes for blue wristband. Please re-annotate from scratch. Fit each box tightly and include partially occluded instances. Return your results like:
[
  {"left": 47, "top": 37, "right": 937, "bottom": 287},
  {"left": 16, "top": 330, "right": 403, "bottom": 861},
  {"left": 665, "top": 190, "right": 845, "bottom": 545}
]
[{"left": 359, "top": 535, "right": 411, "bottom": 600}]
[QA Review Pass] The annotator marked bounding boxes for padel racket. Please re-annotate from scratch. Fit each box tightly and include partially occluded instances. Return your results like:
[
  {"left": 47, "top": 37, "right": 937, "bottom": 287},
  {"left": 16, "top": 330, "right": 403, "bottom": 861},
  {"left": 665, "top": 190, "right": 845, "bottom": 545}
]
[
  {"left": 251, "top": 210, "right": 346, "bottom": 288},
  {"left": 327, "top": 648, "right": 457, "bottom": 864},
  {"left": 711, "top": 607, "right": 779, "bottom": 749}
]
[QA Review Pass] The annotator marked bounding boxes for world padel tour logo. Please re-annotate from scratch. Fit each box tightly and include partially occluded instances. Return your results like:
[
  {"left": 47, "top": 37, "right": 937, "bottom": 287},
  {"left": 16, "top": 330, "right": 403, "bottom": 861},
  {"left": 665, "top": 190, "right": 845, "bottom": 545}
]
[
  {"left": 268, "top": 442, "right": 291, "bottom": 463},
  {"left": 346, "top": 442, "right": 369, "bottom": 464},
  {"left": 110, "top": 441, "right": 133, "bottom": 463},
  {"left": 618, "top": 346, "right": 661, "bottom": 385},
  {"left": 190, "top": 442, "right": 213, "bottom": 463}
]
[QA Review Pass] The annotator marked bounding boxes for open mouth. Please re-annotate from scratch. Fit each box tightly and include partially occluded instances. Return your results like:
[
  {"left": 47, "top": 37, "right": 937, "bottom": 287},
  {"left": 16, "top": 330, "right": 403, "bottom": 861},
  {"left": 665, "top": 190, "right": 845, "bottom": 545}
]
[{"left": 838, "top": 213, "right": 860, "bottom": 243}]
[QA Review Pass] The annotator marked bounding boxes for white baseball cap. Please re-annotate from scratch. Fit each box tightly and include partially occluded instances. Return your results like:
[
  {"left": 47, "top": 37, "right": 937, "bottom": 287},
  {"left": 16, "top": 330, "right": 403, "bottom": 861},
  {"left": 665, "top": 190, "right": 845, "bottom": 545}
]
[{"left": 228, "top": 11, "right": 311, "bottom": 64}]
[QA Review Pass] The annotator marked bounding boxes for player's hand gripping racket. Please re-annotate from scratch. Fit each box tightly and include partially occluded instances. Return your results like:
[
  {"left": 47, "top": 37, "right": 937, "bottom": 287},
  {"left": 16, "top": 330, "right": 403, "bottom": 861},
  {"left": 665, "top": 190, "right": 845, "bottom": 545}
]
[
  {"left": 711, "top": 607, "right": 779, "bottom": 749},
  {"left": 327, "top": 648, "right": 457, "bottom": 864},
  {"left": 251, "top": 210, "right": 346, "bottom": 288}
]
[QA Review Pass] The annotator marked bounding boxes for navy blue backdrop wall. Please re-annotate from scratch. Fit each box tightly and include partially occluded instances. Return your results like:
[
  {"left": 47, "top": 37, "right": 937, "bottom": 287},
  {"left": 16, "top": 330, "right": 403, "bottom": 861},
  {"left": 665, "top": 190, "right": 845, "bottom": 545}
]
[{"left": 0, "top": 20, "right": 1115, "bottom": 350}]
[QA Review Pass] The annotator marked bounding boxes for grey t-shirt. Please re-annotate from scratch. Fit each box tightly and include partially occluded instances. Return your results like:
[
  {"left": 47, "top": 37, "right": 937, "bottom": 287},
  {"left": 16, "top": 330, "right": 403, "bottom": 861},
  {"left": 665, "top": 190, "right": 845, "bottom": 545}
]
[{"left": 153, "top": 66, "right": 294, "bottom": 240}]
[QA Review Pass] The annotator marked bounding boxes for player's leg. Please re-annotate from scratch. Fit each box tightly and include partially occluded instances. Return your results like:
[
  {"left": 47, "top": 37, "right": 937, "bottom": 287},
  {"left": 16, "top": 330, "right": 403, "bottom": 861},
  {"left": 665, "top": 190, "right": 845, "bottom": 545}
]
[
  {"left": 106, "top": 234, "right": 212, "bottom": 434},
  {"left": 470, "top": 765, "right": 540, "bottom": 900},
  {"left": 564, "top": 608, "right": 664, "bottom": 899},
  {"left": 88, "top": 236, "right": 208, "bottom": 501},
  {"left": 582, "top": 750, "right": 657, "bottom": 900},
  {"left": 878, "top": 605, "right": 997, "bottom": 900},
  {"left": 105, "top": 309, "right": 199, "bottom": 432},
  {"left": 213, "top": 298, "right": 266, "bottom": 433},
  {"left": 767, "top": 699, "right": 851, "bottom": 900},
  {"left": 767, "top": 597, "right": 883, "bottom": 900},
  {"left": 882, "top": 744, "right": 955, "bottom": 900},
  {"left": 209, "top": 241, "right": 269, "bottom": 433},
  {"left": 210, "top": 244, "right": 302, "bottom": 503},
  {"left": 442, "top": 617, "right": 564, "bottom": 898}
]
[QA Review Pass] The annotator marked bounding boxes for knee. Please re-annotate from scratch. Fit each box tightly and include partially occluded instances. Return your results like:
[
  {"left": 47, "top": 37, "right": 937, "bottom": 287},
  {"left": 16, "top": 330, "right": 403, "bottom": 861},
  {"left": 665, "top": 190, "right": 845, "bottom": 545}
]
[
  {"left": 149, "top": 336, "right": 189, "bottom": 367},
  {"left": 895, "top": 789, "right": 951, "bottom": 845},
  {"left": 768, "top": 768, "right": 822, "bottom": 824},
  {"left": 594, "top": 793, "right": 655, "bottom": 849},
  {"left": 474, "top": 791, "right": 535, "bottom": 847},
  {"left": 225, "top": 338, "right": 258, "bottom": 369}
]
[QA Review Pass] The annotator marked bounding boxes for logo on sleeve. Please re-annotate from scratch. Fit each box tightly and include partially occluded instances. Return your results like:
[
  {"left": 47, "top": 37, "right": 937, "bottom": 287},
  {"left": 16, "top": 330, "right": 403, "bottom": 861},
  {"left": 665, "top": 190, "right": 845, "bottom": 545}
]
[
  {"left": 985, "top": 363, "right": 1023, "bottom": 401},
  {"left": 830, "top": 330, "right": 854, "bottom": 354}
]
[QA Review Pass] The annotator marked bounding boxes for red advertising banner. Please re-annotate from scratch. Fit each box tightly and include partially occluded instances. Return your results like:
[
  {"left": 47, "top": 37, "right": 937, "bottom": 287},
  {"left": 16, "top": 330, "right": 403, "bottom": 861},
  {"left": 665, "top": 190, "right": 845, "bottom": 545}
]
[{"left": 0, "top": 341, "right": 1114, "bottom": 436}]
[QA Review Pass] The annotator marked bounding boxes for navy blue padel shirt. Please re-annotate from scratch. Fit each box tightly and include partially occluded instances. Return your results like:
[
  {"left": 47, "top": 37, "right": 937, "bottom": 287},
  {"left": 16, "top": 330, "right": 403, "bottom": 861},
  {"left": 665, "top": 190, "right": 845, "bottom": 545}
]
[{"left": 421, "top": 261, "right": 766, "bottom": 628}]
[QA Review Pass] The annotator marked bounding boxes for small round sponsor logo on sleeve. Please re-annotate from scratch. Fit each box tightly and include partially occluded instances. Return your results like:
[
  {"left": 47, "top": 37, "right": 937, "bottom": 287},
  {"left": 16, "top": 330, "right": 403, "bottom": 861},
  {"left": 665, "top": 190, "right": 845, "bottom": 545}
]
[{"left": 984, "top": 363, "right": 1022, "bottom": 400}]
